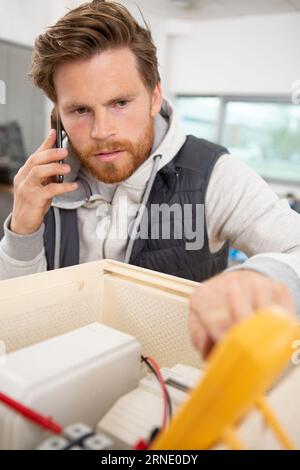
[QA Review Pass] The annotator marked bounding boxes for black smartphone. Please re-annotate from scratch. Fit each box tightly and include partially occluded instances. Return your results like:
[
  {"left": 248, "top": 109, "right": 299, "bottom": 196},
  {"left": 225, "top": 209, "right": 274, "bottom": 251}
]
[{"left": 55, "top": 118, "right": 64, "bottom": 184}]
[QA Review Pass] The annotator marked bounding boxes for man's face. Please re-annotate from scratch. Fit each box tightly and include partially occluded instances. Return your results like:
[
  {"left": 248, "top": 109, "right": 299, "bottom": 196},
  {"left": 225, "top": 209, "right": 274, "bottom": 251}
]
[{"left": 54, "top": 47, "right": 162, "bottom": 183}]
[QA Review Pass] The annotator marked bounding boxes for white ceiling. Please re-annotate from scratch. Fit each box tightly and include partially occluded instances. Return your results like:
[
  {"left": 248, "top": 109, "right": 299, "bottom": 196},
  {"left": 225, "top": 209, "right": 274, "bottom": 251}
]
[{"left": 128, "top": 0, "right": 300, "bottom": 20}]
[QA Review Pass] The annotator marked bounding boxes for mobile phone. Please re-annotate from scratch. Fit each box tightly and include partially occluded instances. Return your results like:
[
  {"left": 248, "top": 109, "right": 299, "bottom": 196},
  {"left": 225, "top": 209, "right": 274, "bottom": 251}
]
[{"left": 55, "top": 118, "right": 64, "bottom": 184}]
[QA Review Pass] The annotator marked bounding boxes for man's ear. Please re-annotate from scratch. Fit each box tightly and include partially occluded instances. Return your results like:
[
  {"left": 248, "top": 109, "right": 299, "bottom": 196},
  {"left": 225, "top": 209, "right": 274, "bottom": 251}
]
[{"left": 151, "top": 82, "right": 163, "bottom": 117}]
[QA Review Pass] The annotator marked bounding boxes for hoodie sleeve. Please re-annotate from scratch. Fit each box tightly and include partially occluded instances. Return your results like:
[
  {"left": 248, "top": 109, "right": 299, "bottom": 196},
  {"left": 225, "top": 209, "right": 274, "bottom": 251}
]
[
  {"left": 205, "top": 153, "right": 300, "bottom": 315},
  {"left": 0, "top": 213, "right": 47, "bottom": 280}
]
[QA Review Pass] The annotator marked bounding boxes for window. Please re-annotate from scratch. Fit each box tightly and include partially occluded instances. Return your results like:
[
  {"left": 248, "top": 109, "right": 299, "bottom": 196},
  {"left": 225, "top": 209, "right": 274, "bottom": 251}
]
[
  {"left": 222, "top": 100, "right": 300, "bottom": 183},
  {"left": 176, "top": 95, "right": 300, "bottom": 184},
  {"left": 176, "top": 96, "right": 220, "bottom": 142}
]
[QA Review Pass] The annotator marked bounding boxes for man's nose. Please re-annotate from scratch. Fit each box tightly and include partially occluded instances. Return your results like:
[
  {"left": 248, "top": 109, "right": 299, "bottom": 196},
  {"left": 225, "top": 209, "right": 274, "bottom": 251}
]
[{"left": 90, "top": 109, "right": 116, "bottom": 140}]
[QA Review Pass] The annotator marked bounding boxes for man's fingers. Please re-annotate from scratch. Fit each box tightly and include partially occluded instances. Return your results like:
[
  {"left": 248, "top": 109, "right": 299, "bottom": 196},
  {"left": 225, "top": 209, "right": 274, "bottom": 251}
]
[
  {"left": 43, "top": 181, "right": 78, "bottom": 199},
  {"left": 191, "top": 284, "right": 235, "bottom": 342},
  {"left": 227, "top": 278, "right": 254, "bottom": 322},
  {"left": 272, "top": 282, "right": 296, "bottom": 317},
  {"left": 188, "top": 310, "right": 215, "bottom": 358},
  {"left": 17, "top": 148, "right": 68, "bottom": 181},
  {"left": 202, "top": 307, "right": 235, "bottom": 342},
  {"left": 30, "top": 148, "right": 68, "bottom": 166},
  {"left": 36, "top": 129, "right": 57, "bottom": 152},
  {"left": 247, "top": 277, "right": 296, "bottom": 317},
  {"left": 188, "top": 270, "right": 297, "bottom": 361},
  {"left": 29, "top": 162, "right": 71, "bottom": 185},
  {"left": 188, "top": 310, "right": 208, "bottom": 352}
]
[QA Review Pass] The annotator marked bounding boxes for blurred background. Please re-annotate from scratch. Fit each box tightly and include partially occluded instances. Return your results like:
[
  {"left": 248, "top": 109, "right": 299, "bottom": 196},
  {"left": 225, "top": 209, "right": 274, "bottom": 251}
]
[{"left": 0, "top": 0, "right": 300, "bottom": 264}]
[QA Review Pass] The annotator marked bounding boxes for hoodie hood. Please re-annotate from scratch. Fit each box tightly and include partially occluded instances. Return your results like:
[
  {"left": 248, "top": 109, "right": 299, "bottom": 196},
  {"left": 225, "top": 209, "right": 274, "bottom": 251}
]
[{"left": 52, "top": 98, "right": 186, "bottom": 209}]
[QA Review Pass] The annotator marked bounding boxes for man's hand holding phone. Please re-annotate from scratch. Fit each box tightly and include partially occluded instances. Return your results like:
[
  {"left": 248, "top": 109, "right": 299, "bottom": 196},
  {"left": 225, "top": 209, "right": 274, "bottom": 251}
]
[{"left": 10, "top": 129, "right": 78, "bottom": 235}]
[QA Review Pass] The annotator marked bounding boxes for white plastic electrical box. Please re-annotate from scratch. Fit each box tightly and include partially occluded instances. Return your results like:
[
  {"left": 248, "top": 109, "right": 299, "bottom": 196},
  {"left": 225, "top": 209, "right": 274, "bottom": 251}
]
[{"left": 0, "top": 322, "right": 141, "bottom": 449}]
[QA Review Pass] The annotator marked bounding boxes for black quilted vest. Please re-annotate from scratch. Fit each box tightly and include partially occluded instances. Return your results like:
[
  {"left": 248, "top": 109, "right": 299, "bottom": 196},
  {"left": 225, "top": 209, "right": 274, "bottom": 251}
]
[{"left": 44, "top": 136, "right": 230, "bottom": 282}]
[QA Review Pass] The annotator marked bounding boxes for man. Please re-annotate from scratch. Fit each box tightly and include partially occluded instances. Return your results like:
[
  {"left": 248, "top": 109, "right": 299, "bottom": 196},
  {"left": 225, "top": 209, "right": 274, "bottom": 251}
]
[{"left": 0, "top": 0, "right": 299, "bottom": 357}]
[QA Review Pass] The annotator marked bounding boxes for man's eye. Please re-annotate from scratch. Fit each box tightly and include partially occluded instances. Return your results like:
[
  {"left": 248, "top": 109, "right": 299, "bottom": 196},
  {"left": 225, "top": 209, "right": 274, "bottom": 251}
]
[
  {"left": 75, "top": 107, "right": 88, "bottom": 115},
  {"left": 116, "top": 100, "right": 128, "bottom": 108}
]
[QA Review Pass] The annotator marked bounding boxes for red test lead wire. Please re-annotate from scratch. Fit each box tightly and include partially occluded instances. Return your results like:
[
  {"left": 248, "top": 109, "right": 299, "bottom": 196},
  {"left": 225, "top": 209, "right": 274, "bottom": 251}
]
[
  {"left": 133, "top": 439, "right": 149, "bottom": 450},
  {"left": 0, "top": 391, "right": 63, "bottom": 434},
  {"left": 143, "top": 356, "right": 169, "bottom": 429}
]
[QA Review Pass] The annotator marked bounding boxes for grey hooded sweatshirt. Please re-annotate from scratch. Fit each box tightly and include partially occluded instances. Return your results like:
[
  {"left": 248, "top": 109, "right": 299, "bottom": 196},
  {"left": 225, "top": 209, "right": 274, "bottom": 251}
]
[{"left": 1, "top": 99, "right": 300, "bottom": 314}]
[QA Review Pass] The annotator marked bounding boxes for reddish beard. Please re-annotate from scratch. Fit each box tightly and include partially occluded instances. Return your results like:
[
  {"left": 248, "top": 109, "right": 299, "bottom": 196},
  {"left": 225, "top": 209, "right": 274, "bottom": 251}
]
[{"left": 69, "top": 118, "right": 154, "bottom": 184}]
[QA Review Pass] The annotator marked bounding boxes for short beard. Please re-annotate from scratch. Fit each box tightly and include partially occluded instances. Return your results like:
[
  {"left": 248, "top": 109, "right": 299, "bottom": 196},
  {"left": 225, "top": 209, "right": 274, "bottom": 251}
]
[{"left": 69, "top": 118, "right": 154, "bottom": 184}]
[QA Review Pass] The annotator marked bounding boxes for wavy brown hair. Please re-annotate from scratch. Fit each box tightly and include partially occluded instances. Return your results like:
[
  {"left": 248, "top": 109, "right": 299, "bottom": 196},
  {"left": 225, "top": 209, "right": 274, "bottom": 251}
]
[{"left": 29, "top": 0, "right": 160, "bottom": 103}]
